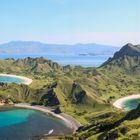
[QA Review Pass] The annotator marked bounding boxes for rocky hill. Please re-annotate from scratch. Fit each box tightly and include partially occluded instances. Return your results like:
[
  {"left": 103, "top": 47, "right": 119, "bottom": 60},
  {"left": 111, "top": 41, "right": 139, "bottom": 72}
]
[
  {"left": 0, "top": 57, "right": 109, "bottom": 126},
  {"left": 113, "top": 43, "right": 140, "bottom": 59},
  {"left": 101, "top": 43, "right": 140, "bottom": 74},
  {"left": 1, "top": 45, "right": 140, "bottom": 140},
  {"left": 0, "top": 57, "right": 64, "bottom": 75}
]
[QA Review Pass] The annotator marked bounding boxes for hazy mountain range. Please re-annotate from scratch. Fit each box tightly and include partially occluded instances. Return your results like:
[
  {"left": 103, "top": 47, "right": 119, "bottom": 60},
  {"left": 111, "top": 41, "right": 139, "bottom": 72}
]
[{"left": 0, "top": 41, "right": 120, "bottom": 55}]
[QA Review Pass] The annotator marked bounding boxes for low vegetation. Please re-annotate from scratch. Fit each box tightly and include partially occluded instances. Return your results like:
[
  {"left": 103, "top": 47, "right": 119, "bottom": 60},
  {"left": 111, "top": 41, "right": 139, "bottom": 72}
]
[{"left": 1, "top": 43, "right": 140, "bottom": 139}]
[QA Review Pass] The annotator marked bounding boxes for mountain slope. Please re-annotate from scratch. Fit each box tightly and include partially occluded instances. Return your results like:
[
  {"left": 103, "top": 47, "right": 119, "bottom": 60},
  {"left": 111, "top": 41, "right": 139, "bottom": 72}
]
[
  {"left": 101, "top": 43, "right": 140, "bottom": 73},
  {"left": 1, "top": 44, "right": 140, "bottom": 139},
  {"left": 0, "top": 57, "right": 110, "bottom": 125},
  {"left": 73, "top": 103, "right": 140, "bottom": 140}
]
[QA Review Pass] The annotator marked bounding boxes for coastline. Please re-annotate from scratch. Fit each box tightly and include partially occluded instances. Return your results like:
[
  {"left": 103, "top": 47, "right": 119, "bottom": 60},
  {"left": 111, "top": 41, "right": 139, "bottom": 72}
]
[
  {"left": 14, "top": 103, "right": 82, "bottom": 133},
  {"left": 0, "top": 74, "right": 32, "bottom": 85},
  {"left": 113, "top": 94, "right": 140, "bottom": 110}
]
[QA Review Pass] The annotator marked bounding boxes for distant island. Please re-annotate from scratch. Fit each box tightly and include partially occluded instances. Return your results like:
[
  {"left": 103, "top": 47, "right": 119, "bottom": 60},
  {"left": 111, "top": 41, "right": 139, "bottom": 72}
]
[{"left": 0, "top": 41, "right": 119, "bottom": 55}]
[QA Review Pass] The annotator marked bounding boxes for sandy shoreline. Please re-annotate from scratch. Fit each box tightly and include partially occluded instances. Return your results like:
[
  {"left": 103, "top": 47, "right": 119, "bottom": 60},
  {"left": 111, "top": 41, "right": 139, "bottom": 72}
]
[
  {"left": 113, "top": 94, "right": 140, "bottom": 110},
  {"left": 0, "top": 74, "right": 82, "bottom": 133},
  {"left": 14, "top": 103, "right": 82, "bottom": 132},
  {"left": 0, "top": 74, "right": 32, "bottom": 85}
]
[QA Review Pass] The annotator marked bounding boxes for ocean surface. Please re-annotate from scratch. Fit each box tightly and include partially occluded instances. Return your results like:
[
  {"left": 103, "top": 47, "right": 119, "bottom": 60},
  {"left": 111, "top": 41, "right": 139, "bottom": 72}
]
[
  {"left": 0, "top": 107, "right": 72, "bottom": 140},
  {"left": 0, "top": 54, "right": 112, "bottom": 67},
  {"left": 123, "top": 98, "right": 140, "bottom": 110},
  {"left": 0, "top": 76, "right": 24, "bottom": 84}
]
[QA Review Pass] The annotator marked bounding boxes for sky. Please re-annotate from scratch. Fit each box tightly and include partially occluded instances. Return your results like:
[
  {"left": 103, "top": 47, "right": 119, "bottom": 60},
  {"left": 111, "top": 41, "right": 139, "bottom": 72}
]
[{"left": 0, "top": 0, "right": 139, "bottom": 46}]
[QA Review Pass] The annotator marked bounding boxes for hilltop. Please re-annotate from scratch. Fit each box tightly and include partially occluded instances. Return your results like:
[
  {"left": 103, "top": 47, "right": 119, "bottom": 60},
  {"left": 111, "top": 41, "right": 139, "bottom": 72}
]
[{"left": 101, "top": 43, "right": 140, "bottom": 74}]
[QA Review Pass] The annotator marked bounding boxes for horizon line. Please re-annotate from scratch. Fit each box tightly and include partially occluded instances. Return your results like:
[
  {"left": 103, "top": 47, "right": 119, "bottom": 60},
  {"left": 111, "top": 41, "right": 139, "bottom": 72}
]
[{"left": 0, "top": 40, "right": 130, "bottom": 47}]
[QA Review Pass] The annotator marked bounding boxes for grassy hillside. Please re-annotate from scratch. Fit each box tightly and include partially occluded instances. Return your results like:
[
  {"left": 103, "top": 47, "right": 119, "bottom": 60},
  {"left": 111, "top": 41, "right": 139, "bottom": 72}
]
[
  {"left": 0, "top": 57, "right": 111, "bottom": 125},
  {"left": 1, "top": 44, "right": 140, "bottom": 139},
  {"left": 61, "top": 43, "right": 140, "bottom": 139}
]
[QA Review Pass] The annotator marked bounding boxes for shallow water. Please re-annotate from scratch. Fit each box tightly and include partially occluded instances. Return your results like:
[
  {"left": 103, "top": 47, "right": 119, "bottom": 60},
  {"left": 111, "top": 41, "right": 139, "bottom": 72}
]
[
  {"left": 123, "top": 98, "right": 140, "bottom": 110},
  {"left": 0, "top": 76, "right": 24, "bottom": 84},
  {"left": 0, "top": 107, "right": 72, "bottom": 140}
]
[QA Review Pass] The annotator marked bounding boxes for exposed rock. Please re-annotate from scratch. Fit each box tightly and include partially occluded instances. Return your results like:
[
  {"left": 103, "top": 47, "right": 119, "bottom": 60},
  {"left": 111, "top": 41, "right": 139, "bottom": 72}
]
[
  {"left": 40, "top": 89, "right": 60, "bottom": 106},
  {"left": 0, "top": 82, "right": 8, "bottom": 87},
  {"left": 53, "top": 106, "right": 61, "bottom": 114},
  {"left": 70, "top": 82, "right": 86, "bottom": 104}
]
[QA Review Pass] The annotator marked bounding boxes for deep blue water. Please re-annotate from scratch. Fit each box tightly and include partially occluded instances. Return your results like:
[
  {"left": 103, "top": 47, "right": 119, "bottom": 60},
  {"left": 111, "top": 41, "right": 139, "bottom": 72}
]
[
  {"left": 0, "top": 107, "right": 72, "bottom": 140},
  {"left": 0, "top": 76, "right": 24, "bottom": 84},
  {"left": 123, "top": 98, "right": 140, "bottom": 110},
  {"left": 0, "top": 54, "right": 112, "bottom": 67}
]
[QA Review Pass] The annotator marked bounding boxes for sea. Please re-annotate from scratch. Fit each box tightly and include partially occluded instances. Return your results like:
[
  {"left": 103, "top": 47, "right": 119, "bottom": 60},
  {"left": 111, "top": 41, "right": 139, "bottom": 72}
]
[
  {"left": 0, "top": 107, "right": 72, "bottom": 140},
  {"left": 0, "top": 54, "right": 112, "bottom": 67},
  {"left": 123, "top": 98, "right": 140, "bottom": 110}
]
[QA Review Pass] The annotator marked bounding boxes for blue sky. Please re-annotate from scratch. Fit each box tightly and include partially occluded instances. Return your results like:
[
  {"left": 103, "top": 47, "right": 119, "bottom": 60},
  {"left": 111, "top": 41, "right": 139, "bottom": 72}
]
[{"left": 0, "top": 0, "right": 139, "bottom": 45}]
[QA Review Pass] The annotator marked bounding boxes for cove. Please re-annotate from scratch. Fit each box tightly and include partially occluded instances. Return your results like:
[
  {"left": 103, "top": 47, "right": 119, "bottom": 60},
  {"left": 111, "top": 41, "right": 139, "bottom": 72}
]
[
  {"left": 0, "top": 75, "right": 24, "bottom": 84},
  {"left": 123, "top": 98, "right": 140, "bottom": 110},
  {"left": 0, "top": 107, "right": 73, "bottom": 140}
]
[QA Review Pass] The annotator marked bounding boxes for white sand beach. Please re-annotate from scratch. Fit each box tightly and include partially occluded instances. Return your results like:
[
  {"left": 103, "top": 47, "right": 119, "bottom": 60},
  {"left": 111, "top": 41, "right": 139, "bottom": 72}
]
[
  {"left": 14, "top": 103, "right": 82, "bottom": 132},
  {"left": 0, "top": 74, "right": 32, "bottom": 85},
  {"left": 113, "top": 94, "right": 140, "bottom": 110}
]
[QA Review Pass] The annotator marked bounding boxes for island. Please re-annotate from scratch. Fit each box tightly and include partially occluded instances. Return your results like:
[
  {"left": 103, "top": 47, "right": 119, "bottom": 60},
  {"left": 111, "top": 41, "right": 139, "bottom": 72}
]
[{"left": 1, "top": 44, "right": 140, "bottom": 139}]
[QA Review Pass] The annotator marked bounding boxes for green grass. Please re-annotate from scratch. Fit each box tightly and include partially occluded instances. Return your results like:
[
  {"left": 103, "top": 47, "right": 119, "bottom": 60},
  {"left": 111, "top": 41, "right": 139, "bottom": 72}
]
[{"left": 1, "top": 57, "right": 140, "bottom": 139}]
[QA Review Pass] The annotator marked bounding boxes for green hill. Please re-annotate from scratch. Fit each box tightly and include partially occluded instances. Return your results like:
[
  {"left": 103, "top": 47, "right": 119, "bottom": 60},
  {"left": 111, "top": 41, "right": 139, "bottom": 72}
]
[
  {"left": 0, "top": 57, "right": 110, "bottom": 125},
  {"left": 101, "top": 43, "right": 140, "bottom": 74},
  {"left": 1, "top": 44, "right": 140, "bottom": 139}
]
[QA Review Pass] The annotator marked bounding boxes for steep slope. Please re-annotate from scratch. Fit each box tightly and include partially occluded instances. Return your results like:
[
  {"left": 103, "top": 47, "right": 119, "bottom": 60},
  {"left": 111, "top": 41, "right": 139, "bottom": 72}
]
[
  {"left": 70, "top": 104, "right": 140, "bottom": 140},
  {"left": 65, "top": 43, "right": 140, "bottom": 140},
  {"left": 101, "top": 43, "right": 140, "bottom": 74},
  {"left": 0, "top": 57, "right": 110, "bottom": 125},
  {"left": 98, "top": 104, "right": 140, "bottom": 140},
  {"left": 2, "top": 45, "right": 140, "bottom": 139}
]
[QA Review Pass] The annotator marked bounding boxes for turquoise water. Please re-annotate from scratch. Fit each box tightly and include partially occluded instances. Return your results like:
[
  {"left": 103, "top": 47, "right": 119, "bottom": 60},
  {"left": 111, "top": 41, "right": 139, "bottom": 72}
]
[
  {"left": 123, "top": 98, "right": 140, "bottom": 110},
  {"left": 0, "top": 76, "right": 24, "bottom": 84},
  {"left": 0, "top": 109, "right": 35, "bottom": 127},
  {"left": 0, "top": 107, "right": 72, "bottom": 140}
]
